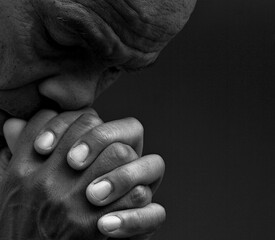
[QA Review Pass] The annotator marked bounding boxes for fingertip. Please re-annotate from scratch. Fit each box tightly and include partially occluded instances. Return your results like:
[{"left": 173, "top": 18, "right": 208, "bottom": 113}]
[
  {"left": 34, "top": 131, "right": 55, "bottom": 155},
  {"left": 3, "top": 118, "right": 27, "bottom": 153},
  {"left": 67, "top": 143, "right": 90, "bottom": 170},
  {"left": 86, "top": 180, "right": 113, "bottom": 206},
  {"left": 3, "top": 118, "right": 27, "bottom": 135},
  {"left": 98, "top": 204, "right": 166, "bottom": 238},
  {"left": 98, "top": 215, "right": 122, "bottom": 235}
]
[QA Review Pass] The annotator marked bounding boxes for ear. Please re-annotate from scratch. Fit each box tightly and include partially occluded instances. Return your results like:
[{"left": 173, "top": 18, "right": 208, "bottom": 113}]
[{"left": 3, "top": 118, "right": 27, "bottom": 154}]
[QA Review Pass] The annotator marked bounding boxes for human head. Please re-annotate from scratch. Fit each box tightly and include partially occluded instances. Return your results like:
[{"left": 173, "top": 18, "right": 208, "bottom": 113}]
[{"left": 0, "top": 0, "right": 197, "bottom": 121}]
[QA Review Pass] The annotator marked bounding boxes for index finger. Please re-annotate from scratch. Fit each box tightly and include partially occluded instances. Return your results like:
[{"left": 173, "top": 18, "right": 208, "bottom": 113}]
[{"left": 33, "top": 108, "right": 101, "bottom": 155}]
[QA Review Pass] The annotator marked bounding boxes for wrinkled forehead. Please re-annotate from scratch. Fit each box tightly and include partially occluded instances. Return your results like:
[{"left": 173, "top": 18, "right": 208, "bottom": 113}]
[{"left": 33, "top": 0, "right": 196, "bottom": 69}]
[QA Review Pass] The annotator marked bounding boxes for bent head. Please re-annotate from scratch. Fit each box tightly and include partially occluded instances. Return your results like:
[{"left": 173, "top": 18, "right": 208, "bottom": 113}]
[{"left": 0, "top": 0, "right": 197, "bottom": 120}]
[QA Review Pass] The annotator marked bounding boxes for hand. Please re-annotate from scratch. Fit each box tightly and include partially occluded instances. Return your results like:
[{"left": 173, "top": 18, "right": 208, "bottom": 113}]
[{"left": 3, "top": 109, "right": 166, "bottom": 239}]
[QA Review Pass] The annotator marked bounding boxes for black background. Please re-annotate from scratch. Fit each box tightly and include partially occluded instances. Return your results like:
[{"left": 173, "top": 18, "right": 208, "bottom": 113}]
[{"left": 95, "top": 1, "right": 275, "bottom": 239}]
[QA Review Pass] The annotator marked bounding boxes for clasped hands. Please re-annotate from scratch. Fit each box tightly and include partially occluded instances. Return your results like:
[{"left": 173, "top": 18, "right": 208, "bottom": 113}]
[{"left": 0, "top": 108, "right": 165, "bottom": 239}]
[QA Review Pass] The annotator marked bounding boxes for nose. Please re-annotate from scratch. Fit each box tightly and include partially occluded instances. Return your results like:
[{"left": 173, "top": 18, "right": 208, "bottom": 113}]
[{"left": 38, "top": 73, "right": 99, "bottom": 111}]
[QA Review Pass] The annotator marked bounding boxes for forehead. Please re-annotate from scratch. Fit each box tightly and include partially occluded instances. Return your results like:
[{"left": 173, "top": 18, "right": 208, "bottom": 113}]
[{"left": 34, "top": 0, "right": 196, "bottom": 69}]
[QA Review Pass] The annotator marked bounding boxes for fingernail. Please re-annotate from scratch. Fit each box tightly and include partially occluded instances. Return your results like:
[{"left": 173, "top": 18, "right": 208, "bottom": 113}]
[
  {"left": 101, "top": 216, "right": 122, "bottom": 232},
  {"left": 35, "top": 131, "right": 55, "bottom": 150},
  {"left": 88, "top": 180, "right": 112, "bottom": 201},
  {"left": 68, "top": 143, "right": 89, "bottom": 164}
]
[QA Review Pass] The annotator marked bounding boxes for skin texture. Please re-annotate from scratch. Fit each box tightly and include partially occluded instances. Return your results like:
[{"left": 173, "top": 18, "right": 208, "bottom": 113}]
[
  {"left": 0, "top": 0, "right": 197, "bottom": 239},
  {"left": 0, "top": 0, "right": 197, "bottom": 121},
  {"left": 1, "top": 109, "right": 165, "bottom": 239}
]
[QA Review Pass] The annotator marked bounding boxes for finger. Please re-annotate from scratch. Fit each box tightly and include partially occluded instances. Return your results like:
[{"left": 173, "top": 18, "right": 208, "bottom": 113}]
[
  {"left": 81, "top": 142, "right": 139, "bottom": 183},
  {"left": 101, "top": 185, "right": 152, "bottom": 212},
  {"left": 10, "top": 110, "right": 58, "bottom": 156},
  {"left": 48, "top": 112, "right": 103, "bottom": 168},
  {"left": 86, "top": 155, "right": 165, "bottom": 206},
  {"left": 98, "top": 203, "right": 166, "bottom": 238},
  {"left": 3, "top": 118, "right": 27, "bottom": 154},
  {"left": 116, "top": 185, "right": 152, "bottom": 209},
  {"left": 33, "top": 108, "right": 101, "bottom": 155},
  {"left": 67, "top": 117, "right": 144, "bottom": 170}
]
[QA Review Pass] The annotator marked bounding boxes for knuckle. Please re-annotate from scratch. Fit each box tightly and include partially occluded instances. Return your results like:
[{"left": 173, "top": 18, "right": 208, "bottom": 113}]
[
  {"left": 9, "top": 162, "right": 35, "bottom": 182},
  {"left": 86, "top": 108, "right": 99, "bottom": 118},
  {"left": 111, "top": 143, "right": 135, "bottom": 162},
  {"left": 89, "top": 116, "right": 102, "bottom": 127},
  {"left": 48, "top": 118, "right": 69, "bottom": 135},
  {"left": 148, "top": 204, "right": 166, "bottom": 226},
  {"left": 152, "top": 154, "right": 165, "bottom": 173},
  {"left": 127, "top": 117, "right": 144, "bottom": 135},
  {"left": 130, "top": 186, "right": 151, "bottom": 206},
  {"left": 150, "top": 205, "right": 166, "bottom": 231},
  {"left": 128, "top": 210, "right": 144, "bottom": 232},
  {"left": 116, "top": 166, "right": 135, "bottom": 189},
  {"left": 91, "top": 126, "right": 112, "bottom": 145},
  {"left": 78, "top": 113, "right": 101, "bottom": 128},
  {"left": 126, "top": 205, "right": 166, "bottom": 234},
  {"left": 78, "top": 113, "right": 95, "bottom": 126},
  {"left": 159, "top": 206, "right": 167, "bottom": 225}
]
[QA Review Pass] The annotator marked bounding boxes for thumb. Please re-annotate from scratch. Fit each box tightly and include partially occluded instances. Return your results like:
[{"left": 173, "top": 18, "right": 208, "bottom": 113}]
[{"left": 3, "top": 118, "right": 27, "bottom": 154}]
